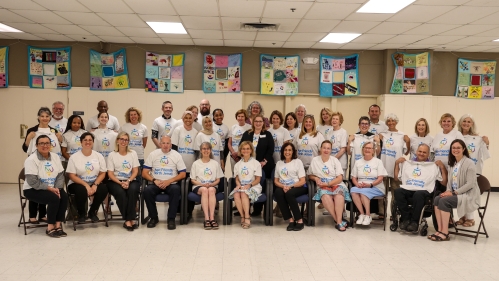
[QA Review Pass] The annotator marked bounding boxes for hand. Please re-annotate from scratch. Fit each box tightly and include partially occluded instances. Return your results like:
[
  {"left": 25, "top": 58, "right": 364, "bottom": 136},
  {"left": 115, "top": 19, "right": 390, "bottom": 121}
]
[
  {"left": 440, "top": 190, "right": 453, "bottom": 198},
  {"left": 231, "top": 151, "right": 238, "bottom": 158},
  {"left": 234, "top": 185, "right": 241, "bottom": 191},
  {"left": 348, "top": 135, "right": 354, "bottom": 142},
  {"left": 482, "top": 136, "right": 489, "bottom": 146},
  {"left": 25, "top": 132, "right": 36, "bottom": 144},
  {"left": 395, "top": 157, "right": 406, "bottom": 164},
  {"left": 260, "top": 161, "right": 266, "bottom": 167},
  {"left": 283, "top": 186, "right": 290, "bottom": 193},
  {"left": 374, "top": 135, "right": 380, "bottom": 143},
  {"left": 122, "top": 181, "right": 129, "bottom": 190},
  {"left": 242, "top": 184, "right": 250, "bottom": 190},
  {"left": 435, "top": 160, "right": 444, "bottom": 168},
  {"left": 48, "top": 187, "right": 60, "bottom": 198}
]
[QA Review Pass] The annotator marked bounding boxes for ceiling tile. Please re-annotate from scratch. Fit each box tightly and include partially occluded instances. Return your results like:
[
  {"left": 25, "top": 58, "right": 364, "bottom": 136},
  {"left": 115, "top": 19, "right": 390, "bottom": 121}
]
[
  {"left": 455, "top": 45, "right": 497, "bottom": 52},
  {"left": 429, "top": 6, "right": 499, "bottom": 24},
  {"left": 387, "top": 5, "right": 457, "bottom": 23},
  {"left": 256, "top": 32, "right": 291, "bottom": 41},
  {"left": 446, "top": 36, "right": 499, "bottom": 45},
  {"left": 41, "top": 24, "right": 92, "bottom": 35},
  {"left": 36, "top": 34, "right": 74, "bottom": 41},
  {"left": 224, "top": 40, "right": 254, "bottom": 47},
  {"left": 254, "top": 41, "right": 284, "bottom": 48},
  {"left": 181, "top": 16, "right": 220, "bottom": 30},
  {"left": 478, "top": 40, "right": 499, "bottom": 46},
  {"left": 470, "top": 12, "right": 499, "bottom": 25},
  {"left": 414, "top": 0, "right": 468, "bottom": 5},
  {"left": 115, "top": 27, "right": 157, "bottom": 37},
  {"left": 130, "top": 37, "right": 164, "bottom": 44},
  {"left": 352, "top": 34, "right": 395, "bottom": 44},
  {"left": 369, "top": 43, "right": 407, "bottom": 50},
  {"left": 330, "top": 20, "right": 381, "bottom": 33},
  {"left": 170, "top": 0, "right": 219, "bottom": 17},
  {"left": 221, "top": 17, "right": 259, "bottom": 30},
  {"left": 219, "top": 0, "right": 264, "bottom": 18},
  {"left": 65, "top": 34, "right": 102, "bottom": 41},
  {"left": 439, "top": 25, "right": 499, "bottom": 36},
  {"left": 404, "top": 24, "right": 461, "bottom": 35},
  {"left": 5, "top": 33, "right": 43, "bottom": 40},
  {"left": 287, "top": 32, "right": 327, "bottom": 42},
  {"left": 282, "top": 41, "right": 315, "bottom": 48},
  {"left": 415, "top": 35, "right": 466, "bottom": 45},
  {"left": 0, "top": 0, "right": 46, "bottom": 10},
  {"left": 311, "top": 42, "right": 345, "bottom": 49},
  {"left": 124, "top": 0, "right": 176, "bottom": 15},
  {"left": 339, "top": 43, "right": 375, "bottom": 49},
  {"left": 316, "top": 0, "right": 367, "bottom": 2},
  {"left": 262, "top": 1, "right": 313, "bottom": 19},
  {"left": 383, "top": 35, "right": 429, "bottom": 44},
  {"left": 475, "top": 27, "right": 499, "bottom": 37},
  {"left": 193, "top": 39, "right": 224, "bottom": 46},
  {"left": 80, "top": 25, "right": 124, "bottom": 36},
  {"left": 6, "top": 22, "right": 58, "bottom": 34},
  {"left": 260, "top": 18, "right": 300, "bottom": 32},
  {"left": 157, "top": 33, "right": 191, "bottom": 39},
  {"left": 98, "top": 13, "right": 148, "bottom": 27},
  {"left": 294, "top": 19, "right": 340, "bottom": 33},
  {"left": 55, "top": 12, "right": 110, "bottom": 26},
  {"left": 0, "top": 9, "right": 33, "bottom": 23},
  {"left": 483, "top": 47, "right": 499, "bottom": 52},
  {"left": 77, "top": 0, "right": 134, "bottom": 13},
  {"left": 465, "top": 0, "right": 499, "bottom": 6},
  {"left": 345, "top": 13, "right": 394, "bottom": 22},
  {"left": 223, "top": 30, "right": 257, "bottom": 40},
  {"left": 434, "top": 44, "right": 468, "bottom": 51},
  {"left": 11, "top": 10, "right": 71, "bottom": 24},
  {"left": 162, "top": 38, "right": 194, "bottom": 45},
  {"left": 305, "top": 3, "right": 362, "bottom": 20},
  {"left": 368, "top": 22, "right": 421, "bottom": 35},
  {"left": 98, "top": 36, "right": 135, "bottom": 43},
  {"left": 138, "top": 15, "right": 181, "bottom": 23},
  {"left": 0, "top": 33, "right": 14, "bottom": 39},
  {"left": 188, "top": 29, "right": 223, "bottom": 39},
  {"left": 33, "top": 0, "right": 90, "bottom": 12}
]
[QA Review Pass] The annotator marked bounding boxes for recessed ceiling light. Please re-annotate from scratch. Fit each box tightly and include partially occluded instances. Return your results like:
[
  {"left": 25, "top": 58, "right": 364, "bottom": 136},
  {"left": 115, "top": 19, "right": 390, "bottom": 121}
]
[
  {"left": 320, "top": 33, "right": 361, "bottom": 44},
  {"left": 146, "top": 22, "right": 187, "bottom": 34},
  {"left": 357, "top": 0, "right": 415, "bottom": 14},
  {"left": 0, "top": 23, "right": 23, "bottom": 33},
  {"left": 493, "top": 39, "right": 499, "bottom": 42}
]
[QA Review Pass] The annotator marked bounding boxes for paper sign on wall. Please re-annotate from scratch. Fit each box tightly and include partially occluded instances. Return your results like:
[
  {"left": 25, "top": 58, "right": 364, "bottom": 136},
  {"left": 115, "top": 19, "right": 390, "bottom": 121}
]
[
  {"left": 319, "top": 54, "right": 359, "bottom": 97},
  {"left": 145, "top": 52, "right": 184, "bottom": 93},
  {"left": 28, "top": 46, "right": 71, "bottom": 89},
  {"left": 90, "top": 48, "right": 130, "bottom": 91},
  {"left": 260, "top": 54, "right": 299, "bottom": 96},
  {"left": 203, "top": 53, "right": 241, "bottom": 93},
  {"left": 455, "top": 58, "right": 496, "bottom": 99},
  {"left": 390, "top": 52, "right": 430, "bottom": 94},
  {"left": 0, "top": 46, "right": 8, "bottom": 88}
]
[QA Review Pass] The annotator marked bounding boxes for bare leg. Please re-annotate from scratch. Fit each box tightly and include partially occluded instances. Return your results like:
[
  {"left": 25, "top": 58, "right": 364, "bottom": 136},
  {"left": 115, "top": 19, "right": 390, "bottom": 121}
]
[
  {"left": 198, "top": 187, "right": 209, "bottom": 220},
  {"left": 241, "top": 193, "right": 251, "bottom": 227},
  {"left": 208, "top": 187, "right": 216, "bottom": 220},
  {"left": 321, "top": 195, "right": 338, "bottom": 223},
  {"left": 333, "top": 194, "right": 345, "bottom": 224},
  {"left": 351, "top": 193, "right": 364, "bottom": 215},
  {"left": 234, "top": 193, "right": 244, "bottom": 224},
  {"left": 360, "top": 195, "right": 371, "bottom": 215}
]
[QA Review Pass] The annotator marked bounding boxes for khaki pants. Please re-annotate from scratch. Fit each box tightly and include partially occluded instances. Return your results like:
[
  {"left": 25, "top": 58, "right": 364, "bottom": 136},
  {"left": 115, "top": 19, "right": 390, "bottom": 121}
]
[{"left": 380, "top": 177, "right": 399, "bottom": 215}]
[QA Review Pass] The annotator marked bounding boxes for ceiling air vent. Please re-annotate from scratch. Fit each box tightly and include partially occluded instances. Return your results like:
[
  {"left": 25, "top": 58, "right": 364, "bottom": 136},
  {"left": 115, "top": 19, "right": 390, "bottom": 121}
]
[{"left": 241, "top": 23, "right": 279, "bottom": 31}]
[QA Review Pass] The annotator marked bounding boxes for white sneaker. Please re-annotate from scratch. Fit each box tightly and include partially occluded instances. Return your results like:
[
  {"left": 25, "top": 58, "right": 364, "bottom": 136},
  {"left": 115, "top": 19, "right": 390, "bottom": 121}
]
[
  {"left": 356, "top": 214, "right": 365, "bottom": 224},
  {"left": 362, "top": 215, "right": 372, "bottom": 226}
]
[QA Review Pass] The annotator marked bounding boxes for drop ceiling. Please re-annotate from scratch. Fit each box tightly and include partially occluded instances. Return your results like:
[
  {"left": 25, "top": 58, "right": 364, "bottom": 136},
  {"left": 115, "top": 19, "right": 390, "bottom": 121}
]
[{"left": 1, "top": 0, "right": 499, "bottom": 52}]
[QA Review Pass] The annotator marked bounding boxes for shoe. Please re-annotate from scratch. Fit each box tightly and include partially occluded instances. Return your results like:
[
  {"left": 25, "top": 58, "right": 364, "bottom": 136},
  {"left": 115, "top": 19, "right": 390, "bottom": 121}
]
[
  {"left": 275, "top": 207, "right": 282, "bottom": 218},
  {"left": 28, "top": 218, "right": 39, "bottom": 224},
  {"left": 123, "top": 222, "right": 133, "bottom": 232},
  {"left": 399, "top": 220, "right": 410, "bottom": 230},
  {"left": 356, "top": 214, "right": 365, "bottom": 225},
  {"left": 318, "top": 203, "right": 324, "bottom": 209},
  {"left": 88, "top": 213, "right": 99, "bottom": 223},
  {"left": 147, "top": 217, "right": 159, "bottom": 228},
  {"left": 362, "top": 216, "right": 372, "bottom": 226},
  {"left": 462, "top": 219, "right": 475, "bottom": 227},
  {"left": 286, "top": 222, "right": 296, "bottom": 231},
  {"left": 406, "top": 222, "right": 419, "bottom": 233},
  {"left": 55, "top": 228, "right": 67, "bottom": 237},
  {"left": 323, "top": 211, "right": 330, "bottom": 215},
  {"left": 46, "top": 229, "right": 60, "bottom": 238},
  {"left": 210, "top": 220, "right": 219, "bottom": 230},
  {"left": 167, "top": 219, "right": 176, "bottom": 230},
  {"left": 293, "top": 222, "right": 304, "bottom": 231},
  {"left": 204, "top": 220, "right": 212, "bottom": 230},
  {"left": 78, "top": 217, "right": 86, "bottom": 224},
  {"left": 132, "top": 223, "right": 139, "bottom": 229}
]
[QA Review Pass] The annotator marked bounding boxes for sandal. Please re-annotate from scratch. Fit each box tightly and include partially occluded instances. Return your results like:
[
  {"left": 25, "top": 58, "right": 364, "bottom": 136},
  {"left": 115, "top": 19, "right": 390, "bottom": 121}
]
[
  {"left": 431, "top": 232, "right": 450, "bottom": 242},
  {"left": 210, "top": 220, "right": 219, "bottom": 230},
  {"left": 242, "top": 217, "right": 251, "bottom": 229},
  {"left": 46, "top": 229, "right": 60, "bottom": 238},
  {"left": 55, "top": 227, "right": 67, "bottom": 237},
  {"left": 204, "top": 220, "right": 212, "bottom": 230},
  {"left": 428, "top": 231, "right": 441, "bottom": 240},
  {"left": 462, "top": 219, "right": 475, "bottom": 227},
  {"left": 456, "top": 216, "right": 466, "bottom": 225}
]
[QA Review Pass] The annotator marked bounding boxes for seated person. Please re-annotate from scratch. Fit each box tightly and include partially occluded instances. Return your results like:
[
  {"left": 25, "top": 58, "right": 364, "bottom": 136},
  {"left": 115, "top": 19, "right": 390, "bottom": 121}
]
[
  {"left": 394, "top": 144, "right": 447, "bottom": 233},
  {"left": 142, "top": 136, "right": 186, "bottom": 230}
]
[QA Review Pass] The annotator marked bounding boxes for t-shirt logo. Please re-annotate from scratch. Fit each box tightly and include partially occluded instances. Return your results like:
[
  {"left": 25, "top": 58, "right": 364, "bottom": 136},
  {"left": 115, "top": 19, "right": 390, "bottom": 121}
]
[
  {"left": 439, "top": 138, "right": 447, "bottom": 148},
  {"left": 85, "top": 162, "right": 94, "bottom": 175},
  {"left": 102, "top": 138, "right": 110, "bottom": 149},
  {"left": 131, "top": 129, "right": 140, "bottom": 138},
  {"left": 55, "top": 124, "right": 63, "bottom": 133},
  {"left": 272, "top": 133, "right": 277, "bottom": 143},
  {"left": 324, "top": 128, "right": 330, "bottom": 135},
  {"left": 301, "top": 137, "right": 309, "bottom": 147},
  {"left": 363, "top": 164, "right": 371, "bottom": 176},
  {"left": 44, "top": 162, "right": 54, "bottom": 177},
  {"left": 235, "top": 130, "right": 242, "bottom": 139},
  {"left": 184, "top": 135, "right": 192, "bottom": 146},
  {"left": 160, "top": 156, "right": 168, "bottom": 167},
  {"left": 50, "top": 139, "right": 56, "bottom": 151},
  {"left": 330, "top": 135, "right": 336, "bottom": 144},
  {"left": 280, "top": 167, "right": 288, "bottom": 178},
  {"left": 216, "top": 128, "right": 223, "bottom": 136},
  {"left": 241, "top": 166, "right": 249, "bottom": 178},
  {"left": 210, "top": 137, "right": 217, "bottom": 148},
  {"left": 74, "top": 136, "right": 81, "bottom": 146},
  {"left": 322, "top": 165, "right": 330, "bottom": 176},
  {"left": 370, "top": 127, "right": 377, "bottom": 134},
  {"left": 412, "top": 167, "right": 421, "bottom": 178},
  {"left": 164, "top": 123, "right": 171, "bottom": 134},
  {"left": 467, "top": 143, "right": 475, "bottom": 154},
  {"left": 203, "top": 167, "right": 212, "bottom": 179},
  {"left": 122, "top": 160, "right": 131, "bottom": 172},
  {"left": 385, "top": 137, "right": 394, "bottom": 148}
]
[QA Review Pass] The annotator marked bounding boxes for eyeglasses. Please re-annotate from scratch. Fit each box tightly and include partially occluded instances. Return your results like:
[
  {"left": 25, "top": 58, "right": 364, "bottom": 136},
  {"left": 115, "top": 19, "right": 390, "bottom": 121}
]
[
  {"left": 37, "top": 142, "right": 51, "bottom": 146},
  {"left": 118, "top": 138, "right": 129, "bottom": 142},
  {"left": 53, "top": 108, "right": 64, "bottom": 111},
  {"left": 200, "top": 104, "right": 210, "bottom": 107},
  {"left": 360, "top": 122, "right": 370, "bottom": 126},
  {"left": 254, "top": 120, "right": 264, "bottom": 123}
]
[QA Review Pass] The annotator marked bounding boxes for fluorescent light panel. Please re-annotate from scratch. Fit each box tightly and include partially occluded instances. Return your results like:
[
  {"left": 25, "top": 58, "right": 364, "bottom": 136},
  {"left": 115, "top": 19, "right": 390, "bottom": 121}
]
[
  {"left": 146, "top": 22, "right": 187, "bottom": 34},
  {"left": 494, "top": 39, "right": 499, "bottom": 42},
  {"left": 357, "top": 0, "right": 415, "bottom": 14},
  {"left": 0, "top": 23, "right": 23, "bottom": 32},
  {"left": 320, "top": 33, "right": 361, "bottom": 44}
]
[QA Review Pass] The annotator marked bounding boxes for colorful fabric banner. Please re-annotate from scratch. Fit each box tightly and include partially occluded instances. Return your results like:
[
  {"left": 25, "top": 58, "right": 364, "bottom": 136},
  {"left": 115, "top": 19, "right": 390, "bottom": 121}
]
[
  {"left": 145, "top": 52, "right": 184, "bottom": 93},
  {"left": 260, "top": 54, "right": 299, "bottom": 95},
  {"left": 28, "top": 46, "right": 71, "bottom": 89},
  {"left": 455, "top": 58, "right": 496, "bottom": 99},
  {"left": 203, "top": 53, "right": 241, "bottom": 93},
  {"left": 0, "top": 46, "right": 7, "bottom": 88},
  {"left": 319, "top": 54, "right": 359, "bottom": 97},
  {"left": 90, "top": 48, "right": 129, "bottom": 90},
  {"left": 390, "top": 52, "right": 430, "bottom": 94}
]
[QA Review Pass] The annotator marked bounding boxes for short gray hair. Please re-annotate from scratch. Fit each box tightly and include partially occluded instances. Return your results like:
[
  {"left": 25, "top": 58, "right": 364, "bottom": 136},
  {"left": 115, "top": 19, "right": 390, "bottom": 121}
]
[
  {"left": 52, "top": 101, "right": 65, "bottom": 108},
  {"left": 385, "top": 113, "right": 399, "bottom": 123},
  {"left": 295, "top": 104, "right": 306, "bottom": 114}
]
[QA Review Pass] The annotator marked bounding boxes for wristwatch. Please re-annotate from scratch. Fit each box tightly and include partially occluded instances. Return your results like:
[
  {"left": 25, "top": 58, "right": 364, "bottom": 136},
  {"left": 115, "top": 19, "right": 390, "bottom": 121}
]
[{"left": 370, "top": 183, "right": 373, "bottom": 188}]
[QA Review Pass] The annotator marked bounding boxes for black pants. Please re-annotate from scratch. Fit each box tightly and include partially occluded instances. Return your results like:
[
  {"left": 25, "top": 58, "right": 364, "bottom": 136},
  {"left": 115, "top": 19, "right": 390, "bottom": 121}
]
[
  {"left": 143, "top": 183, "right": 181, "bottom": 220},
  {"left": 28, "top": 201, "right": 46, "bottom": 219},
  {"left": 68, "top": 183, "right": 108, "bottom": 217},
  {"left": 24, "top": 188, "right": 68, "bottom": 224},
  {"left": 108, "top": 181, "right": 140, "bottom": 221},
  {"left": 394, "top": 188, "right": 431, "bottom": 223},
  {"left": 274, "top": 187, "right": 308, "bottom": 221}
]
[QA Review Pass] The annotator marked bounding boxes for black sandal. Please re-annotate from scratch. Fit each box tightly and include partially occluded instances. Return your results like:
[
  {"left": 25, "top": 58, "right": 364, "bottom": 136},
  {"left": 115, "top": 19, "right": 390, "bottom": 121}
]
[
  {"left": 204, "top": 220, "right": 212, "bottom": 230},
  {"left": 46, "top": 229, "right": 60, "bottom": 238},
  {"left": 55, "top": 227, "right": 67, "bottom": 237},
  {"left": 123, "top": 222, "right": 133, "bottom": 232},
  {"left": 210, "top": 220, "right": 219, "bottom": 230},
  {"left": 431, "top": 232, "right": 450, "bottom": 242},
  {"left": 428, "top": 231, "right": 441, "bottom": 240}
]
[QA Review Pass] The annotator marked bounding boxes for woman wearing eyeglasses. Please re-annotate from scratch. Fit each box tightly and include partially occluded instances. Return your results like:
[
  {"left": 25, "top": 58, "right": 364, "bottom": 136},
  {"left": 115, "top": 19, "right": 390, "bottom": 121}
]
[
  {"left": 347, "top": 116, "right": 381, "bottom": 178},
  {"left": 246, "top": 101, "right": 270, "bottom": 129},
  {"left": 294, "top": 114, "right": 325, "bottom": 170}
]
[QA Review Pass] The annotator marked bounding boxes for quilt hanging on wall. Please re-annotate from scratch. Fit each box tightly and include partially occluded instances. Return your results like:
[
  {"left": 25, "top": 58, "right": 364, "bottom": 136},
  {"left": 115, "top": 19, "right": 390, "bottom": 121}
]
[
  {"left": 28, "top": 46, "right": 71, "bottom": 89},
  {"left": 90, "top": 48, "right": 129, "bottom": 90},
  {"left": 145, "top": 52, "right": 184, "bottom": 93},
  {"left": 319, "top": 54, "right": 359, "bottom": 97},
  {"left": 260, "top": 54, "right": 299, "bottom": 95},
  {"left": 455, "top": 58, "right": 496, "bottom": 99},
  {"left": 203, "top": 53, "right": 241, "bottom": 93},
  {"left": 390, "top": 52, "right": 430, "bottom": 94},
  {"left": 0, "top": 46, "right": 8, "bottom": 88}
]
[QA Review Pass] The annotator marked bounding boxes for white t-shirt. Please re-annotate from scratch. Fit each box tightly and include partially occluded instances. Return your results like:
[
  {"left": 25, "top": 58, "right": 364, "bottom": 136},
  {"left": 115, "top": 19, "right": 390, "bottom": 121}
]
[
  {"left": 190, "top": 159, "right": 224, "bottom": 188},
  {"left": 399, "top": 160, "right": 442, "bottom": 193},
  {"left": 380, "top": 131, "right": 407, "bottom": 178},
  {"left": 23, "top": 152, "right": 64, "bottom": 190},
  {"left": 349, "top": 134, "right": 375, "bottom": 175},
  {"left": 194, "top": 132, "right": 224, "bottom": 163},
  {"left": 152, "top": 115, "right": 177, "bottom": 139},
  {"left": 409, "top": 134, "right": 433, "bottom": 160},
  {"left": 233, "top": 158, "right": 262, "bottom": 193},
  {"left": 274, "top": 159, "right": 306, "bottom": 186},
  {"left": 213, "top": 123, "right": 230, "bottom": 149},
  {"left": 307, "top": 156, "right": 345, "bottom": 187},
  {"left": 268, "top": 126, "right": 292, "bottom": 163},
  {"left": 230, "top": 123, "right": 251, "bottom": 150},
  {"left": 317, "top": 125, "right": 333, "bottom": 138},
  {"left": 62, "top": 129, "right": 86, "bottom": 158},
  {"left": 120, "top": 123, "right": 148, "bottom": 159},
  {"left": 431, "top": 130, "right": 464, "bottom": 167},
  {"left": 66, "top": 150, "right": 107, "bottom": 185},
  {"left": 27, "top": 128, "right": 63, "bottom": 161},
  {"left": 287, "top": 128, "right": 300, "bottom": 140},
  {"left": 87, "top": 114, "right": 120, "bottom": 131},
  {"left": 450, "top": 160, "right": 462, "bottom": 191},
  {"left": 169, "top": 120, "right": 202, "bottom": 136},
  {"left": 170, "top": 126, "right": 198, "bottom": 172},
  {"left": 463, "top": 135, "right": 490, "bottom": 174},
  {"left": 197, "top": 113, "right": 213, "bottom": 125},
  {"left": 326, "top": 128, "right": 348, "bottom": 170},
  {"left": 144, "top": 149, "right": 186, "bottom": 182},
  {"left": 49, "top": 117, "right": 68, "bottom": 134},
  {"left": 294, "top": 132, "right": 325, "bottom": 168},
  {"left": 369, "top": 120, "right": 388, "bottom": 135},
  {"left": 351, "top": 157, "right": 388, "bottom": 194},
  {"left": 107, "top": 150, "right": 140, "bottom": 180},
  {"left": 92, "top": 128, "right": 118, "bottom": 159}
]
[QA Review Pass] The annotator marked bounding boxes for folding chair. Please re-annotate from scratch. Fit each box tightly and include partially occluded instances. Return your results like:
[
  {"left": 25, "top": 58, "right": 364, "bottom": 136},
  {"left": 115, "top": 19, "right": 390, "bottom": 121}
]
[
  {"left": 18, "top": 168, "right": 48, "bottom": 235},
  {"left": 307, "top": 179, "right": 352, "bottom": 227},
  {"left": 140, "top": 178, "right": 186, "bottom": 225},
  {"left": 449, "top": 175, "right": 491, "bottom": 244},
  {"left": 66, "top": 185, "right": 109, "bottom": 231},
  {"left": 182, "top": 178, "right": 227, "bottom": 225}
]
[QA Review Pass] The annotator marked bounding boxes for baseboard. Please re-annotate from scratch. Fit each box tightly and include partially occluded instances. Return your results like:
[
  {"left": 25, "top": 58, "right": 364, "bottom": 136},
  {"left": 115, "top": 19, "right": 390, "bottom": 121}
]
[{"left": 491, "top": 187, "right": 499, "bottom": 192}]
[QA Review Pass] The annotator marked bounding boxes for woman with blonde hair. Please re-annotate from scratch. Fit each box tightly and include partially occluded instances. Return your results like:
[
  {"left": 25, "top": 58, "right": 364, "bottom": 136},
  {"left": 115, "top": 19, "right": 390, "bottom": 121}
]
[
  {"left": 194, "top": 116, "right": 224, "bottom": 170},
  {"left": 410, "top": 118, "right": 433, "bottom": 160},
  {"left": 431, "top": 113, "right": 464, "bottom": 168},
  {"left": 120, "top": 107, "right": 148, "bottom": 182},
  {"left": 317, "top": 107, "right": 333, "bottom": 137},
  {"left": 294, "top": 114, "right": 325, "bottom": 170}
]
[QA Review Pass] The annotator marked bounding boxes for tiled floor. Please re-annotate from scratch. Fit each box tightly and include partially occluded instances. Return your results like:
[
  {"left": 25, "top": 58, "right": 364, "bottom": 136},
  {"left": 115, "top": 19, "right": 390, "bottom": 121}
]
[{"left": 3, "top": 183, "right": 498, "bottom": 281}]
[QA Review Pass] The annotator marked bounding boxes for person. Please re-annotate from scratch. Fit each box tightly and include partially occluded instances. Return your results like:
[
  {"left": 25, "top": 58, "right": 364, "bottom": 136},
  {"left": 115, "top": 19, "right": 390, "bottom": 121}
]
[
  {"left": 431, "top": 113, "right": 464, "bottom": 168},
  {"left": 228, "top": 109, "right": 251, "bottom": 171},
  {"left": 317, "top": 107, "right": 333, "bottom": 137},
  {"left": 194, "top": 116, "right": 224, "bottom": 170},
  {"left": 120, "top": 107, "right": 148, "bottom": 182},
  {"left": 394, "top": 144, "right": 448, "bottom": 232},
  {"left": 308, "top": 140, "right": 351, "bottom": 231},
  {"left": 198, "top": 99, "right": 212, "bottom": 125},
  {"left": 151, "top": 101, "right": 176, "bottom": 148},
  {"left": 86, "top": 100, "right": 120, "bottom": 131},
  {"left": 456, "top": 114, "right": 490, "bottom": 227},
  {"left": 347, "top": 116, "right": 381, "bottom": 178},
  {"left": 350, "top": 142, "right": 388, "bottom": 226},
  {"left": 107, "top": 132, "right": 140, "bottom": 231},
  {"left": 268, "top": 110, "right": 292, "bottom": 165},
  {"left": 410, "top": 118, "right": 433, "bottom": 160},
  {"left": 295, "top": 114, "right": 325, "bottom": 170},
  {"left": 326, "top": 111, "right": 348, "bottom": 176},
  {"left": 142, "top": 136, "right": 187, "bottom": 230},
  {"left": 240, "top": 115, "right": 274, "bottom": 217},
  {"left": 170, "top": 111, "right": 199, "bottom": 176},
  {"left": 284, "top": 112, "right": 300, "bottom": 140},
  {"left": 379, "top": 113, "right": 410, "bottom": 207},
  {"left": 367, "top": 104, "right": 388, "bottom": 134},
  {"left": 170, "top": 105, "right": 202, "bottom": 133},
  {"left": 190, "top": 142, "right": 224, "bottom": 230},
  {"left": 66, "top": 132, "right": 109, "bottom": 224},
  {"left": 91, "top": 112, "right": 118, "bottom": 160},
  {"left": 294, "top": 104, "right": 306, "bottom": 130},
  {"left": 61, "top": 115, "right": 87, "bottom": 163},
  {"left": 48, "top": 101, "right": 67, "bottom": 134},
  {"left": 246, "top": 101, "right": 270, "bottom": 128},
  {"left": 274, "top": 143, "right": 307, "bottom": 231},
  {"left": 212, "top": 108, "right": 230, "bottom": 169},
  {"left": 430, "top": 139, "right": 481, "bottom": 242},
  {"left": 23, "top": 135, "right": 68, "bottom": 238},
  {"left": 228, "top": 141, "right": 263, "bottom": 229}
]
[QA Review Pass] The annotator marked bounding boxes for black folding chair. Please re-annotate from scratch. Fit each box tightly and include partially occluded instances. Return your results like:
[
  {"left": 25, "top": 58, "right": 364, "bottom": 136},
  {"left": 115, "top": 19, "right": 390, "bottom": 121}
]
[{"left": 18, "top": 168, "right": 48, "bottom": 235}]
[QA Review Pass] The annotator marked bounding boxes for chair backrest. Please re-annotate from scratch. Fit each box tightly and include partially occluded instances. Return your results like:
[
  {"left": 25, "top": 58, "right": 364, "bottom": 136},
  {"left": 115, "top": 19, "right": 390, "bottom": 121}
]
[
  {"left": 18, "top": 168, "right": 25, "bottom": 198},
  {"left": 19, "top": 168, "right": 25, "bottom": 181},
  {"left": 477, "top": 175, "right": 491, "bottom": 194}
]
